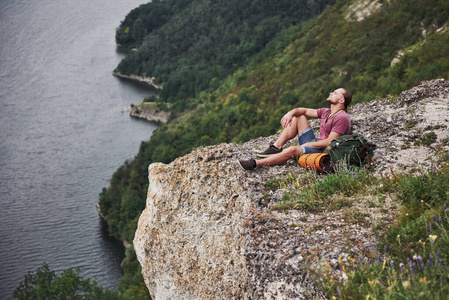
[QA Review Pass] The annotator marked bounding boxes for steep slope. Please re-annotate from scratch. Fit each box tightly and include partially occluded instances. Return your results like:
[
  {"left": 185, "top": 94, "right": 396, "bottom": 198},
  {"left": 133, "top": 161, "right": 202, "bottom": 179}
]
[
  {"left": 99, "top": 2, "right": 449, "bottom": 295},
  {"left": 115, "top": 0, "right": 335, "bottom": 106},
  {"left": 134, "top": 79, "right": 449, "bottom": 299},
  {"left": 101, "top": 0, "right": 449, "bottom": 245}
]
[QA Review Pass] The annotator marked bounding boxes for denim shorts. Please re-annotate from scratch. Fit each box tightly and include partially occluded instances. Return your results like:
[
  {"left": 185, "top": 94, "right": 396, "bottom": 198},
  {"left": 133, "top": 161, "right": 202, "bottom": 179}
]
[{"left": 298, "top": 127, "right": 323, "bottom": 154}]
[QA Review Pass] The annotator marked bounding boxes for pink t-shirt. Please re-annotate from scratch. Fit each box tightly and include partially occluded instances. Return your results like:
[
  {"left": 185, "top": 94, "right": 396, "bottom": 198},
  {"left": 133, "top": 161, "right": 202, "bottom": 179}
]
[{"left": 316, "top": 108, "right": 351, "bottom": 141}]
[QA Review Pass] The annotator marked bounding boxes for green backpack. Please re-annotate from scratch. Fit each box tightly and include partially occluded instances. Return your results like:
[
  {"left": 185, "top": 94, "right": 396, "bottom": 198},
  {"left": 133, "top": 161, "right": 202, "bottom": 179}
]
[{"left": 324, "top": 133, "right": 376, "bottom": 167}]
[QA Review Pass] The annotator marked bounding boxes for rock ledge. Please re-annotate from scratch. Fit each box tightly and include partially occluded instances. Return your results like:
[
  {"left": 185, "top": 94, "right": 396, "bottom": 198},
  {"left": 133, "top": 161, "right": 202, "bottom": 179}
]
[{"left": 134, "top": 79, "right": 449, "bottom": 299}]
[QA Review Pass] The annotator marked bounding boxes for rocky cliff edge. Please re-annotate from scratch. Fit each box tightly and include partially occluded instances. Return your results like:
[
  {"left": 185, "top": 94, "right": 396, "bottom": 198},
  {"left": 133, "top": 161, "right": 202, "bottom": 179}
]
[{"left": 134, "top": 79, "right": 449, "bottom": 299}]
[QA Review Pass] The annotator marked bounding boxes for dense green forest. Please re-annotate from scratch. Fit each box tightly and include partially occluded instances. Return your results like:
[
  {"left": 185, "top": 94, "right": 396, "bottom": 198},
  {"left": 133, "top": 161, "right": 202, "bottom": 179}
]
[
  {"left": 96, "top": 0, "right": 449, "bottom": 298},
  {"left": 115, "top": 0, "right": 335, "bottom": 110}
]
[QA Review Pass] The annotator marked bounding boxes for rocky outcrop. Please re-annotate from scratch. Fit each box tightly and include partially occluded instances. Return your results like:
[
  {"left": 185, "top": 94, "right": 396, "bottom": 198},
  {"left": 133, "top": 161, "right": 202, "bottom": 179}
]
[
  {"left": 345, "top": 0, "right": 382, "bottom": 22},
  {"left": 113, "top": 71, "right": 163, "bottom": 91},
  {"left": 350, "top": 78, "right": 449, "bottom": 174},
  {"left": 134, "top": 79, "right": 449, "bottom": 299},
  {"left": 129, "top": 102, "right": 170, "bottom": 124}
]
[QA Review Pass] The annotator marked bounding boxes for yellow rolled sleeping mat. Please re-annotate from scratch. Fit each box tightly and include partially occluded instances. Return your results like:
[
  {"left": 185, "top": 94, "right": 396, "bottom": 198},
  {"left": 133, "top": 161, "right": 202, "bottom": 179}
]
[{"left": 298, "top": 153, "right": 330, "bottom": 172}]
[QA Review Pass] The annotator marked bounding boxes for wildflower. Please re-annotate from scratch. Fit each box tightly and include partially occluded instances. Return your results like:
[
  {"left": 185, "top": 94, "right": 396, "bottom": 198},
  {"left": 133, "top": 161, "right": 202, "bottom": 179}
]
[
  {"left": 384, "top": 246, "right": 387, "bottom": 253},
  {"left": 407, "top": 258, "right": 412, "bottom": 266},
  {"left": 429, "top": 235, "right": 437, "bottom": 243},
  {"left": 390, "top": 261, "right": 394, "bottom": 268},
  {"left": 433, "top": 214, "right": 437, "bottom": 222},
  {"left": 444, "top": 204, "right": 447, "bottom": 211},
  {"left": 439, "top": 214, "right": 442, "bottom": 224},
  {"left": 369, "top": 258, "right": 373, "bottom": 264},
  {"left": 418, "top": 256, "right": 424, "bottom": 271},
  {"left": 419, "top": 277, "right": 427, "bottom": 283},
  {"left": 378, "top": 254, "right": 382, "bottom": 262},
  {"left": 399, "top": 263, "right": 404, "bottom": 274},
  {"left": 412, "top": 254, "right": 423, "bottom": 270},
  {"left": 437, "top": 251, "right": 443, "bottom": 266},
  {"left": 429, "top": 224, "right": 433, "bottom": 233},
  {"left": 402, "top": 280, "right": 410, "bottom": 289}
]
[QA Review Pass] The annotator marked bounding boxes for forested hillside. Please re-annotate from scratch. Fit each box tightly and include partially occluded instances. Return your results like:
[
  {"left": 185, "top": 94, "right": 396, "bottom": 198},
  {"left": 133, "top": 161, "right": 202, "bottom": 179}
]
[
  {"left": 101, "top": 0, "right": 448, "bottom": 243},
  {"left": 98, "top": 0, "right": 448, "bottom": 297},
  {"left": 115, "top": 0, "right": 335, "bottom": 110},
  {"left": 104, "top": 0, "right": 337, "bottom": 244}
]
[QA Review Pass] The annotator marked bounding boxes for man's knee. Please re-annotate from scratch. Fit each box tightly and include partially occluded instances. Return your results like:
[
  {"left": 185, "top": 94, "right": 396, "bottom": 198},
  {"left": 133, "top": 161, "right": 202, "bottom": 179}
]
[
  {"left": 294, "top": 115, "right": 311, "bottom": 133},
  {"left": 284, "top": 146, "right": 303, "bottom": 158}
]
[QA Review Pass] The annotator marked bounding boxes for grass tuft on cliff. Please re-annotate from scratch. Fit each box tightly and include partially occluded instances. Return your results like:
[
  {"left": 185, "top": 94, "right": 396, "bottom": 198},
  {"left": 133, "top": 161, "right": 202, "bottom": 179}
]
[{"left": 316, "top": 153, "right": 449, "bottom": 299}]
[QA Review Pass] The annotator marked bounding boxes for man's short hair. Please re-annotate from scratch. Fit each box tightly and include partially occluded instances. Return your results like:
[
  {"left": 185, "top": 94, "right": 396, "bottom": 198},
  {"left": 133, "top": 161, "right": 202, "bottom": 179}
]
[{"left": 342, "top": 89, "right": 352, "bottom": 110}]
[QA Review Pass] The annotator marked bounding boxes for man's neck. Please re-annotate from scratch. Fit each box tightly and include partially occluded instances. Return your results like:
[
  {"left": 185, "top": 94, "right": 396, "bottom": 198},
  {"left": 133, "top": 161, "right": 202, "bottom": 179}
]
[{"left": 330, "top": 104, "right": 345, "bottom": 113}]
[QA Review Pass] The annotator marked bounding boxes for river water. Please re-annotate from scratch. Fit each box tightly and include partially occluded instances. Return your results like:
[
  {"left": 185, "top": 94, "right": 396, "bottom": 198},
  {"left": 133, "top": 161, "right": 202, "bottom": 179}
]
[{"left": 0, "top": 0, "right": 155, "bottom": 298}]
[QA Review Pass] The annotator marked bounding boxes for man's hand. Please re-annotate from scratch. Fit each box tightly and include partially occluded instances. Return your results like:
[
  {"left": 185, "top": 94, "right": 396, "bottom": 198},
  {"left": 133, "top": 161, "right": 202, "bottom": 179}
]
[
  {"left": 280, "top": 108, "right": 318, "bottom": 128},
  {"left": 281, "top": 111, "right": 294, "bottom": 128},
  {"left": 302, "top": 142, "right": 314, "bottom": 148}
]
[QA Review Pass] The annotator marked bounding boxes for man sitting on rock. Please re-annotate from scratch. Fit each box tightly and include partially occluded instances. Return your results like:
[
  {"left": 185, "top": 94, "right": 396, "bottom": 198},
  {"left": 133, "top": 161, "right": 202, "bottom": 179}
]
[{"left": 239, "top": 88, "right": 352, "bottom": 170}]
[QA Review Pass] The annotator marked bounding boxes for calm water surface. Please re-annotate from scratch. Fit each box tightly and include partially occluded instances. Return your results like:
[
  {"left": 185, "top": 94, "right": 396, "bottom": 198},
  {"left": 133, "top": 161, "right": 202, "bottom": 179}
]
[{"left": 0, "top": 0, "right": 154, "bottom": 298}]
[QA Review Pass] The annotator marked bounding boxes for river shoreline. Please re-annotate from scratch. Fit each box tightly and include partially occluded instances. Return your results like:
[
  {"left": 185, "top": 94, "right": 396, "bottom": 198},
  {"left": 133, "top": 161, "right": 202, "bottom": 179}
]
[
  {"left": 113, "top": 70, "right": 163, "bottom": 91},
  {"left": 121, "top": 102, "right": 170, "bottom": 124}
]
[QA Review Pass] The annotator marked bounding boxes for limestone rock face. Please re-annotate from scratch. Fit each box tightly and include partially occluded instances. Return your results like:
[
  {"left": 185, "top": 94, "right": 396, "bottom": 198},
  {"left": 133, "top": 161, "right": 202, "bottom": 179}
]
[
  {"left": 134, "top": 143, "right": 330, "bottom": 299},
  {"left": 134, "top": 79, "right": 449, "bottom": 299},
  {"left": 130, "top": 102, "right": 170, "bottom": 124},
  {"left": 350, "top": 79, "right": 449, "bottom": 174}
]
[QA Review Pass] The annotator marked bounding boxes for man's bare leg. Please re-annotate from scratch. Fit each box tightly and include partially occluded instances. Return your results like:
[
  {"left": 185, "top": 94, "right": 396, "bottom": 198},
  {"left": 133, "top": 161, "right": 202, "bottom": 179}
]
[
  {"left": 239, "top": 115, "right": 312, "bottom": 170},
  {"left": 256, "top": 146, "right": 303, "bottom": 167},
  {"left": 273, "top": 115, "right": 311, "bottom": 149}
]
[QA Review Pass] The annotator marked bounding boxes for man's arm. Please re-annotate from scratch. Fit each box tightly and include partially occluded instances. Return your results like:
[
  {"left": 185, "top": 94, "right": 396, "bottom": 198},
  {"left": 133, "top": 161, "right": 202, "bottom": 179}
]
[
  {"left": 281, "top": 108, "right": 318, "bottom": 128},
  {"left": 303, "top": 131, "right": 341, "bottom": 149}
]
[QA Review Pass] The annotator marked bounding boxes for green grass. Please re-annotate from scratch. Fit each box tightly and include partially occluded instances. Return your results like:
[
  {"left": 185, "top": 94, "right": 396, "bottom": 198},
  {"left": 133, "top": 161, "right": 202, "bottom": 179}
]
[
  {"left": 323, "top": 204, "right": 449, "bottom": 299},
  {"left": 270, "top": 163, "right": 380, "bottom": 212},
  {"left": 314, "top": 152, "right": 449, "bottom": 299},
  {"left": 267, "top": 151, "right": 449, "bottom": 298}
]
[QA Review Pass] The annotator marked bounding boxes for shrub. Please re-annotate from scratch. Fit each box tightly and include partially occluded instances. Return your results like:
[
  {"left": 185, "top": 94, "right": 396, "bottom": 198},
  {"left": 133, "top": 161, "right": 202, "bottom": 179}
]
[
  {"left": 321, "top": 155, "right": 449, "bottom": 299},
  {"left": 13, "top": 263, "right": 117, "bottom": 300}
]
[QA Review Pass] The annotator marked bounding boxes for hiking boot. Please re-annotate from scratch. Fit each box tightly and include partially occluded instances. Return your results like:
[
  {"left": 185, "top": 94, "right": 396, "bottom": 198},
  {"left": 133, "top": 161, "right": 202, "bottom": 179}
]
[
  {"left": 256, "top": 144, "right": 282, "bottom": 157},
  {"left": 238, "top": 159, "right": 257, "bottom": 171}
]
